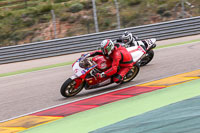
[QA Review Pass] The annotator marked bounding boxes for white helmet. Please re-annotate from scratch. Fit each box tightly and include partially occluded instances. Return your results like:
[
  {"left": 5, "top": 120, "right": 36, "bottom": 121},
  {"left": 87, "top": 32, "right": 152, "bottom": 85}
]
[
  {"left": 122, "top": 31, "right": 134, "bottom": 45},
  {"left": 100, "top": 39, "right": 114, "bottom": 55}
]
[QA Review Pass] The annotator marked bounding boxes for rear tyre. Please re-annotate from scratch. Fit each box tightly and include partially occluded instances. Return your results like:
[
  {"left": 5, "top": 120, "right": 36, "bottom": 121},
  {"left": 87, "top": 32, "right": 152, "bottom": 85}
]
[
  {"left": 122, "top": 63, "right": 140, "bottom": 83},
  {"left": 60, "top": 78, "right": 85, "bottom": 97},
  {"left": 140, "top": 49, "right": 154, "bottom": 66}
]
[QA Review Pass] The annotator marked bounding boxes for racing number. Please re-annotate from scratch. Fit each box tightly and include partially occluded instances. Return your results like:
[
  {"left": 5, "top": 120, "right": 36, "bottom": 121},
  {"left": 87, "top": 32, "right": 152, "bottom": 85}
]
[{"left": 74, "top": 69, "right": 78, "bottom": 73}]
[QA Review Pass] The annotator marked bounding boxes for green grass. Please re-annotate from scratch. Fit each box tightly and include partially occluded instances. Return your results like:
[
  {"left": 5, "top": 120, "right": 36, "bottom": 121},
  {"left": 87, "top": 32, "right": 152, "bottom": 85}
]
[
  {"left": 0, "top": 61, "right": 73, "bottom": 77},
  {"left": 1, "top": 38, "right": 200, "bottom": 78},
  {"left": 0, "top": 0, "right": 40, "bottom": 10},
  {"left": 155, "top": 39, "right": 200, "bottom": 49}
]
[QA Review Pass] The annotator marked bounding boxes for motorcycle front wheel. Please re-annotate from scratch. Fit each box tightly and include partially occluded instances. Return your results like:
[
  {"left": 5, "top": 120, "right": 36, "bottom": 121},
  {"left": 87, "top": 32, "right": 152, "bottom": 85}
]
[
  {"left": 60, "top": 78, "right": 85, "bottom": 97},
  {"left": 122, "top": 63, "right": 140, "bottom": 83}
]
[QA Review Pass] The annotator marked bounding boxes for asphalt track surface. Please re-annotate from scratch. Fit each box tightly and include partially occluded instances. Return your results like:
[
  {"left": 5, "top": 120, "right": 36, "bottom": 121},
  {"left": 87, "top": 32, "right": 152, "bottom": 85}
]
[{"left": 0, "top": 41, "right": 200, "bottom": 122}]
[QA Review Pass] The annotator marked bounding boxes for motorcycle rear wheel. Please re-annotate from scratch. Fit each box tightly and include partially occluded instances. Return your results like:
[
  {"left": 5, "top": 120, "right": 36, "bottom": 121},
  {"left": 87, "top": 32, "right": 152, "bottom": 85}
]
[
  {"left": 60, "top": 78, "right": 85, "bottom": 97},
  {"left": 140, "top": 49, "right": 154, "bottom": 66},
  {"left": 122, "top": 63, "right": 140, "bottom": 83}
]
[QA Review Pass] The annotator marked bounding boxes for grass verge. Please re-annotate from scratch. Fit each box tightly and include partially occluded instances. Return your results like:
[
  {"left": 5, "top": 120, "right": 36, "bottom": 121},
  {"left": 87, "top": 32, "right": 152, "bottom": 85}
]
[
  {"left": 155, "top": 39, "right": 200, "bottom": 49},
  {"left": 0, "top": 61, "right": 73, "bottom": 77}
]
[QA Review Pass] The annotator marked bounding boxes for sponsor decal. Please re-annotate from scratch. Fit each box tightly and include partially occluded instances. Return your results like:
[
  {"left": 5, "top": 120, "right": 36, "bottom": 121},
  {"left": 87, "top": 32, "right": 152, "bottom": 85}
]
[
  {"left": 85, "top": 64, "right": 97, "bottom": 71},
  {"left": 81, "top": 70, "right": 86, "bottom": 74},
  {"left": 89, "top": 80, "right": 93, "bottom": 84}
]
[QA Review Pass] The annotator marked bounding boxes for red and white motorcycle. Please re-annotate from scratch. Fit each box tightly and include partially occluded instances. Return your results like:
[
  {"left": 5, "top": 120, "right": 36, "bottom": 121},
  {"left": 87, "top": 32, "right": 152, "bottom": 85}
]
[
  {"left": 60, "top": 38, "right": 156, "bottom": 97},
  {"left": 121, "top": 38, "right": 156, "bottom": 66}
]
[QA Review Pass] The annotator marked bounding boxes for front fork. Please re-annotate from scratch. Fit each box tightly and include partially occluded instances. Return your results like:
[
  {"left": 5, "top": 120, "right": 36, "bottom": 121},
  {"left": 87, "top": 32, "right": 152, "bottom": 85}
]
[{"left": 70, "top": 75, "right": 84, "bottom": 89}]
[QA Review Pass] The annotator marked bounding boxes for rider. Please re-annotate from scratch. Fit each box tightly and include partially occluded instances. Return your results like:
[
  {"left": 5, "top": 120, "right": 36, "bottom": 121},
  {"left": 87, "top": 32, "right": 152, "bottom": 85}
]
[
  {"left": 88, "top": 39, "right": 134, "bottom": 83},
  {"left": 116, "top": 31, "right": 148, "bottom": 51},
  {"left": 116, "top": 31, "right": 138, "bottom": 47}
]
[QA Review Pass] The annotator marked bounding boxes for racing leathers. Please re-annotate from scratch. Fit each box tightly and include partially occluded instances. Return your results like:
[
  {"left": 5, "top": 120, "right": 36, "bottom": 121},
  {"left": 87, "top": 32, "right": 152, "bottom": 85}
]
[{"left": 90, "top": 43, "right": 133, "bottom": 83}]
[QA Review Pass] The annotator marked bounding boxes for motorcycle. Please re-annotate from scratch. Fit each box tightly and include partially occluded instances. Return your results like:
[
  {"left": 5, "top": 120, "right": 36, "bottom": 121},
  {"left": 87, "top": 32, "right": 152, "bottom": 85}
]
[
  {"left": 116, "top": 38, "right": 157, "bottom": 66},
  {"left": 60, "top": 40, "right": 156, "bottom": 97}
]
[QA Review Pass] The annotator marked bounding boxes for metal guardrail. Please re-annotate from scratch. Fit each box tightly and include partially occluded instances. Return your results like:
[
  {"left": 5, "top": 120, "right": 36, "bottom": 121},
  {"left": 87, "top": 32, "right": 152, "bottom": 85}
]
[{"left": 0, "top": 16, "right": 200, "bottom": 64}]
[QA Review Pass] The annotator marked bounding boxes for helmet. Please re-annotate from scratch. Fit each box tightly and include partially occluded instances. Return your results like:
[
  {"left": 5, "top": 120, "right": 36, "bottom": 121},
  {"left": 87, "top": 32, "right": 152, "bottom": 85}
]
[
  {"left": 100, "top": 39, "right": 114, "bottom": 56},
  {"left": 122, "top": 31, "right": 134, "bottom": 45}
]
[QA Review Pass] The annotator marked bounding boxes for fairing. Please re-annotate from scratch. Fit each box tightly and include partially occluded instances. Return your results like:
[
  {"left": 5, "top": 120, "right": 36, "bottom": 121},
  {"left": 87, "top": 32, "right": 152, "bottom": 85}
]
[{"left": 127, "top": 46, "right": 146, "bottom": 63}]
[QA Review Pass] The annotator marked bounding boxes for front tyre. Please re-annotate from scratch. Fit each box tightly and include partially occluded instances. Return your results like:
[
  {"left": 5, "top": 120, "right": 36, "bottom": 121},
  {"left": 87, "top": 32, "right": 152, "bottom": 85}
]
[
  {"left": 122, "top": 63, "right": 140, "bottom": 83},
  {"left": 60, "top": 78, "right": 85, "bottom": 97}
]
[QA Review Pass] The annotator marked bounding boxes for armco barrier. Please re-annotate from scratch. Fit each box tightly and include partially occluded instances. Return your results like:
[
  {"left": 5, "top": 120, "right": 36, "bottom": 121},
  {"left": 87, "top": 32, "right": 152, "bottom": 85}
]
[{"left": 0, "top": 16, "right": 200, "bottom": 64}]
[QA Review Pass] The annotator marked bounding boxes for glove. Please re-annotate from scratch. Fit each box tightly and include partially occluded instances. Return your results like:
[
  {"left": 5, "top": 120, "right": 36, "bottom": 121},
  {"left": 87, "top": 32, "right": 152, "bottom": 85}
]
[{"left": 96, "top": 72, "right": 106, "bottom": 79}]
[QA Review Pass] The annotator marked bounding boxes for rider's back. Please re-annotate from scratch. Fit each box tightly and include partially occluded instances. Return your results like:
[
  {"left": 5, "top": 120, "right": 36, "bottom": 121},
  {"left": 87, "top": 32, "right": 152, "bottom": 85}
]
[{"left": 111, "top": 43, "right": 133, "bottom": 67}]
